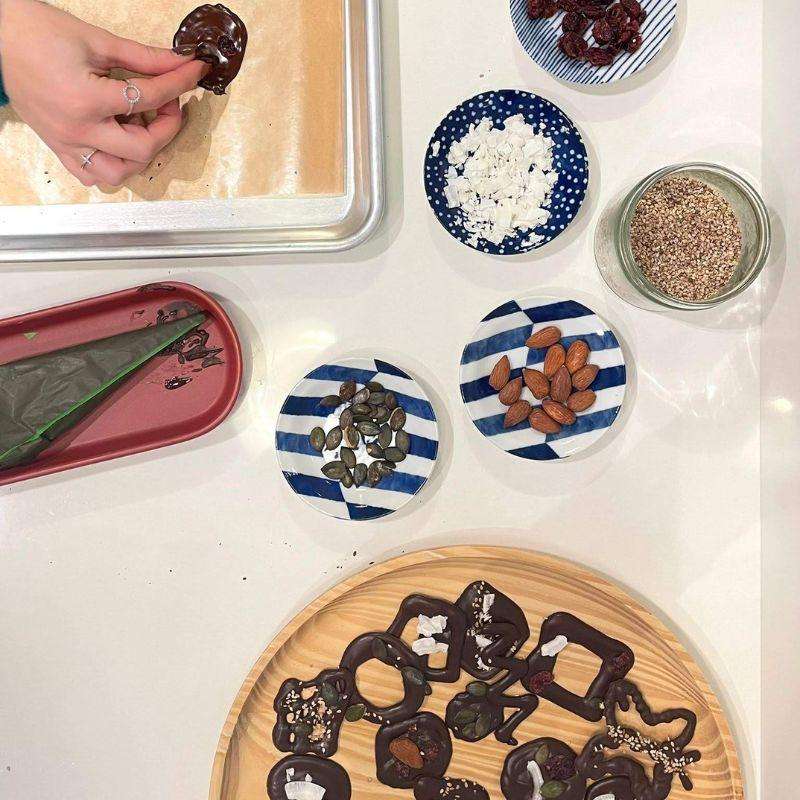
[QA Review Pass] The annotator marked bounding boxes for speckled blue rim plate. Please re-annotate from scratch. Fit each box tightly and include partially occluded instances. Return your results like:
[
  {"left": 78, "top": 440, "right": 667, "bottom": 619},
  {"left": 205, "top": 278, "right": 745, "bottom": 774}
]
[
  {"left": 510, "top": 0, "right": 678, "bottom": 86},
  {"left": 276, "top": 357, "right": 439, "bottom": 521},
  {"left": 460, "top": 296, "right": 627, "bottom": 460},
  {"left": 424, "top": 89, "right": 589, "bottom": 255}
]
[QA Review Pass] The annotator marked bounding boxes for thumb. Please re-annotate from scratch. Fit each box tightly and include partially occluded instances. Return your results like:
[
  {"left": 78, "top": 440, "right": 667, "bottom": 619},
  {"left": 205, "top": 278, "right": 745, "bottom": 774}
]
[{"left": 102, "top": 35, "right": 193, "bottom": 76}]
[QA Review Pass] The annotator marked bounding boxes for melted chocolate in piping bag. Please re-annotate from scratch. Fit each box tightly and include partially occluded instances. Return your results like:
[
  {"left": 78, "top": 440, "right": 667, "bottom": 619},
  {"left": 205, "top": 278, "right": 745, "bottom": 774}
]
[{"left": 173, "top": 4, "right": 248, "bottom": 95}]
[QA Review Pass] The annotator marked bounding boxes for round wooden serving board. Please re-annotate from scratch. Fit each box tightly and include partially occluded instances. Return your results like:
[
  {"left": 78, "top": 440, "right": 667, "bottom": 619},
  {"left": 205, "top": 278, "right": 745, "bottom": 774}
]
[{"left": 209, "top": 546, "right": 743, "bottom": 800}]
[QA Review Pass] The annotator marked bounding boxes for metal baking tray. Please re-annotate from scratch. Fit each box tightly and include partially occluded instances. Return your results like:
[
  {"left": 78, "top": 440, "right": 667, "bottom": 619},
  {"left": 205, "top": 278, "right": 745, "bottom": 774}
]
[{"left": 0, "top": 0, "right": 383, "bottom": 262}]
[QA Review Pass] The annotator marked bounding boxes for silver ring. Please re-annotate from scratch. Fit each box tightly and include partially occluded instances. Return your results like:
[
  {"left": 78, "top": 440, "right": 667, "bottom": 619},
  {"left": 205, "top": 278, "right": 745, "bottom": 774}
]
[
  {"left": 80, "top": 149, "right": 98, "bottom": 170},
  {"left": 122, "top": 79, "right": 142, "bottom": 116}
]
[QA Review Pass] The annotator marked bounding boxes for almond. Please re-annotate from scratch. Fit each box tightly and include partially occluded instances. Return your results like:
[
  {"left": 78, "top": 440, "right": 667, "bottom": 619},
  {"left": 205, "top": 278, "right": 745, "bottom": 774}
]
[
  {"left": 498, "top": 376, "right": 523, "bottom": 406},
  {"left": 550, "top": 366, "right": 572, "bottom": 404},
  {"left": 526, "top": 325, "right": 562, "bottom": 349},
  {"left": 567, "top": 389, "right": 597, "bottom": 412},
  {"left": 572, "top": 363, "right": 599, "bottom": 391},
  {"left": 565, "top": 340, "right": 590, "bottom": 374},
  {"left": 504, "top": 400, "right": 532, "bottom": 429},
  {"left": 529, "top": 409, "right": 561, "bottom": 434},
  {"left": 542, "top": 399, "right": 576, "bottom": 426},
  {"left": 542, "top": 344, "right": 566, "bottom": 379},
  {"left": 388, "top": 737, "right": 424, "bottom": 769},
  {"left": 488, "top": 355, "right": 511, "bottom": 391},
  {"left": 523, "top": 368, "right": 550, "bottom": 400}
]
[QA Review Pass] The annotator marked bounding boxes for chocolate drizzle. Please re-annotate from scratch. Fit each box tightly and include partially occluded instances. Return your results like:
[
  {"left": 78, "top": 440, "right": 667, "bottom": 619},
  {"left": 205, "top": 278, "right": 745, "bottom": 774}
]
[
  {"left": 173, "top": 4, "right": 248, "bottom": 95},
  {"left": 267, "top": 754, "right": 351, "bottom": 800}
]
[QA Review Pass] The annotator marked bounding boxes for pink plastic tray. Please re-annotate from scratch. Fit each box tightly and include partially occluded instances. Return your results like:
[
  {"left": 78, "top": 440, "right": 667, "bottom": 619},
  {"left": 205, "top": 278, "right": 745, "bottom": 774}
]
[{"left": 0, "top": 282, "right": 242, "bottom": 486}]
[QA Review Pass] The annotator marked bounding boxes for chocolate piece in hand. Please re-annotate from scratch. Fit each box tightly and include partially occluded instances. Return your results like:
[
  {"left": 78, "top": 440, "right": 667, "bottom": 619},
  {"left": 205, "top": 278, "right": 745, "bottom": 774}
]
[
  {"left": 267, "top": 754, "right": 351, "bottom": 800},
  {"left": 375, "top": 712, "right": 452, "bottom": 789},
  {"left": 173, "top": 4, "right": 248, "bottom": 95}
]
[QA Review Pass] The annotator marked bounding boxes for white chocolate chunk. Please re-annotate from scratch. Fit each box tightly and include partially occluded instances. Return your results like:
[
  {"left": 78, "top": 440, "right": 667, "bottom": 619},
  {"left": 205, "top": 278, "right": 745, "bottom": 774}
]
[
  {"left": 482, "top": 593, "right": 495, "bottom": 615},
  {"left": 526, "top": 760, "right": 544, "bottom": 800},
  {"left": 474, "top": 634, "right": 493, "bottom": 650},
  {"left": 593, "top": 794, "right": 616, "bottom": 800},
  {"left": 417, "top": 614, "right": 448, "bottom": 637},
  {"left": 412, "top": 636, "right": 449, "bottom": 656},
  {"left": 541, "top": 635, "right": 568, "bottom": 657},
  {"left": 285, "top": 779, "right": 325, "bottom": 800}
]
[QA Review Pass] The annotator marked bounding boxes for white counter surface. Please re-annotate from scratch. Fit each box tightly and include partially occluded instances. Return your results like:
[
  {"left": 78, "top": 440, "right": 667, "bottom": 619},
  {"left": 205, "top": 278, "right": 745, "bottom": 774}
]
[{"left": 1, "top": 1, "right": 791, "bottom": 798}]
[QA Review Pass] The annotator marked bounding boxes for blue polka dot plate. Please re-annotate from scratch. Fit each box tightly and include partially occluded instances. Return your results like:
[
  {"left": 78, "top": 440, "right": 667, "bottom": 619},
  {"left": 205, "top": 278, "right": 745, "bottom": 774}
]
[
  {"left": 424, "top": 89, "right": 589, "bottom": 255},
  {"left": 276, "top": 356, "right": 439, "bottom": 521},
  {"left": 460, "top": 296, "right": 627, "bottom": 460},
  {"left": 511, "top": 0, "right": 677, "bottom": 86}
]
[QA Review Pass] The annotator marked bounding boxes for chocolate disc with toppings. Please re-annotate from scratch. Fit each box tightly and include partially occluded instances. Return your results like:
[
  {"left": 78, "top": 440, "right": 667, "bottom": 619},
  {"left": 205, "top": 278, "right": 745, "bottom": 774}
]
[
  {"left": 173, "top": 4, "right": 248, "bottom": 95},
  {"left": 267, "top": 754, "right": 351, "bottom": 800},
  {"left": 501, "top": 738, "right": 586, "bottom": 800},
  {"left": 374, "top": 712, "right": 452, "bottom": 789},
  {"left": 456, "top": 581, "right": 530, "bottom": 679},
  {"left": 273, "top": 668, "right": 355, "bottom": 757},
  {"left": 414, "top": 776, "right": 489, "bottom": 800}
]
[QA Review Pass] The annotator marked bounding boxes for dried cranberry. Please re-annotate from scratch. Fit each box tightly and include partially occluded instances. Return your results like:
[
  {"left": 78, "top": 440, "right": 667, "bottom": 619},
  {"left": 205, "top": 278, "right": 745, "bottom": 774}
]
[
  {"left": 621, "top": 0, "right": 642, "bottom": 15},
  {"left": 626, "top": 33, "right": 643, "bottom": 52},
  {"left": 611, "top": 651, "right": 633, "bottom": 675},
  {"left": 555, "top": 0, "right": 579, "bottom": 11},
  {"left": 592, "top": 18, "right": 614, "bottom": 43},
  {"left": 218, "top": 35, "right": 237, "bottom": 58},
  {"left": 396, "top": 763, "right": 411, "bottom": 779},
  {"left": 624, "top": 18, "right": 640, "bottom": 33},
  {"left": 544, "top": 754, "right": 576, "bottom": 780},
  {"left": 425, "top": 743, "right": 440, "bottom": 759},
  {"left": 528, "top": 0, "right": 557, "bottom": 18},
  {"left": 527, "top": 670, "right": 555, "bottom": 694},
  {"left": 579, "top": 2, "right": 607, "bottom": 19},
  {"left": 587, "top": 46, "right": 615, "bottom": 66},
  {"left": 618, "top": 27, "right": 634, "bottom": 44},
  {"left": 562, "top": 11, "right": 585, "bottom": 32},
  {"left": 636, "top": 7, "right": 647, "bottom": 22},
  {"left": 607, "top": 3, "right": 628, "bottom": 24}
]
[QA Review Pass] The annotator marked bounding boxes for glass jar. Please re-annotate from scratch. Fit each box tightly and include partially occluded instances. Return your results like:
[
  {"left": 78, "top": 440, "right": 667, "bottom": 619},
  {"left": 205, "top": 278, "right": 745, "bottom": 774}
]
[{"left": 594, "top": 162, "right": 772, "bottom": 311}]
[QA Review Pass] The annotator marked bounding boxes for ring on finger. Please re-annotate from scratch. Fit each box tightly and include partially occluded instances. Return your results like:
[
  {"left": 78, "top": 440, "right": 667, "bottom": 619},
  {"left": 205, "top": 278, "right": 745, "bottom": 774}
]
[
  {"left": 122, "top": 79, "right": 142, "bottom": 117},
  {"left": 80, "top": 149, "right": 98, "bottom": 169}
]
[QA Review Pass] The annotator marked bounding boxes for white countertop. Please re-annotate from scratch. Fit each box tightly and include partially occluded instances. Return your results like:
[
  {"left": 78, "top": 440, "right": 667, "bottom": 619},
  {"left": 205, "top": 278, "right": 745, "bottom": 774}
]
[{"left": 0, "top": 1, "right": 785, "bottom": 797}]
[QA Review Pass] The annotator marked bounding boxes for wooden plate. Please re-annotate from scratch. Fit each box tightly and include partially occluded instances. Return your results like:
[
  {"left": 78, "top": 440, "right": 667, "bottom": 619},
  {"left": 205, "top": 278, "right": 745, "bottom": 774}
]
[{"left": 209, "top": 546, "right": 743, "bottom": 800}]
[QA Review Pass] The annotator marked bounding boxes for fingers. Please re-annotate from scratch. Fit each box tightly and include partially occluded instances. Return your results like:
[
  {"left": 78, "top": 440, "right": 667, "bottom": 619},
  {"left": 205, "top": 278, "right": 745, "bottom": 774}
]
[
  {"left": 99, "top": 34, "right": 192, "bottom": 76},
  {"left": 61, "top": 149, "right": 146, "bottom": 188},
  {"left": 98, "top": 60, "right": 207, "bottom": 116},
  {"left": 90, "top": 100, "right": 183, "bottom": 162}
]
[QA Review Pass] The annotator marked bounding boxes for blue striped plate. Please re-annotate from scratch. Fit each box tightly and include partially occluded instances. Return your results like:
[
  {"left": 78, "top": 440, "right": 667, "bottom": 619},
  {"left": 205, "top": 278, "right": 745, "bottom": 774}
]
[
  {"left": 510, "top": 0, "right": 677, "bottom": 86},
  {"left": 424, "top": 90, "right": 588, "bottom": 255},
  {"left": 460, "top": 297, "right": 627, "bottom": 460},
  {"left": 276, "top": 357, "right": 439, "bottom": 521}
]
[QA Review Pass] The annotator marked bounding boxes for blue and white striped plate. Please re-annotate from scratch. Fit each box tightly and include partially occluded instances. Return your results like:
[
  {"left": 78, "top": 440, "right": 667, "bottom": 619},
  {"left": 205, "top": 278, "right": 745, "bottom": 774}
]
[
  {"left": 276, "top": 357, "right": 439, "bottom": 521},
  {"left": 510, "top": 0, "right": 677, "bottom": 86},
  {"left": 424, "top": 90, "right": 588, "bottom": 255},
  {"left": 460, "top": 297, "right": 627, "bottom": 460}
]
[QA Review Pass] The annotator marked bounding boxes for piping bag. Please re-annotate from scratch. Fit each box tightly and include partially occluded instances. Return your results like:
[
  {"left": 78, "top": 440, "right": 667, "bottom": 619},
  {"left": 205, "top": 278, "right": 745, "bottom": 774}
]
[{"left": 0, "top": 313, "right": 205, "bottom": 471}]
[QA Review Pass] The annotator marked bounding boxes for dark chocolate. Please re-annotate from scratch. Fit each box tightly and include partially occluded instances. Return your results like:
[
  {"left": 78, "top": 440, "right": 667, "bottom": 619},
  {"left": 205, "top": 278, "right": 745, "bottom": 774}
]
[
  {"left": 501, "top": 737, "right": 586, "bottom": 800},
  {"left": 375, "top": 712, "right": 452, "bottom": 789},
  {"left": 525, "top": 611, "right": 634, "bottom": 721},
  {"left": 456, "top": 581, "right": 530, "bottom": 679},
  {"left": 386, "top": 594, "right": 468, "bottom": 683},
  {"left": 584, "top": 775, "right": 635, "bottom": 800},
  {"left": 173, "top": 4, "right": 247, "bottom": 95},
  {"left": 272, "top": 668, "right": 355, "bottom": 757},
  {"left": 267, "top": 754, "right": 351, "bottom": 800},
  {"left": 414, "top": 776, "right": 489, "bottom": 800},
  {"left": 340, "top": 633, "right": 428, "bottom": 724}
]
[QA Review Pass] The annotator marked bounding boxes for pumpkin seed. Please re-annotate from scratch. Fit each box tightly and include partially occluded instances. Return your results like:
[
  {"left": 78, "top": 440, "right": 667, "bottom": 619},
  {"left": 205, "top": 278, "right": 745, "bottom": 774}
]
[
  {"left": 401, "top": 665, "right": 425, "bottom": 686},
  {"left": 309, "top": 427, "right": 325, "bottom": 452},
  {"left": 372, "top": 406, "right": 390, "bottom": 424},
  {"left": 383, "top": 447, "right": 406, "bottom": 463},
  {"left": 321, "top": 394, "right": 341, "bottom": 408},
  {"left": 424, "top": 683, "right": 433, "bottom": 696},
  {"left": 352, "top": 403, "right": 372, "bottom": 416},
  {"left": 341, "top": 467, "right": 354, "bottom": 488},
  {"left": 343, "top": 426, "right": 360, "bottom": 448},
  {"left": 366, "top": 442, "right": 385, "bottom": 459},
  {"left": 466, "top": 681, "right": 488, "bottom": 697},
  {"left": 353, "top": 463, "right": 368, "bottom": 488},
  {"left": 325, "top": 426, "right": 342, "bottom": 451},
  {"left": 357, "top": 421, "right": 380, "bottom": 436},
  {"left": 340, "top": 447, "right": 356, "bottom": 469},
  {"left": 385, "top": 391, "right": 398, "bottom": 410},
  {"left": 345, "top": 703, "right": 366, "bottom": 722},
  {"left": 534, "top": 744, "right": 550, "bottom": 766},
  {"left": 322, "top": 462, "right": 347, "bottom": 480},
  {"left": 371, "top": 637, "right": 389, "bottom": 662},
  {"left": 367, "top": 391, "right": 386, "bottom": 406},
  {"left": 320, "top": 682, "right": 340, "bottom": 706},
  {"left": 339, "top": 380, "right": 357, "bottom": 401},
  {"left": 474, "top": 713, "right": 492, "bottom": 739},
  {"left": 376, "top": 461, "right": 395, "bottom": 477},
  {"left": 378, "top": 424, "right": 393, "bottom": 449},
  {"left": 389, "top": 407, "right": 406, "bottom": 431},
  {"left": 352, "top": 388, "right": 370, "bottom": 405},
  {"left": 366, "top": 381, "right": 384, "bottom": 392},
  {"left": 394, "top": 429, "right": 411, "bottom": 454},
  {"left": 367, "top": 463, "right": 382, "bottom": 486},
  {"left": 460, "top": 723, "right": 476, "bottom": 740},
  {"left": 454, "top": 708, "right": 479, "bottom": 726},
  {"left": 339, "top": 408, "right": 353, "bottom": 431},
  {"left": 541, "top": 781, "right": 566, "bottom": 799}
]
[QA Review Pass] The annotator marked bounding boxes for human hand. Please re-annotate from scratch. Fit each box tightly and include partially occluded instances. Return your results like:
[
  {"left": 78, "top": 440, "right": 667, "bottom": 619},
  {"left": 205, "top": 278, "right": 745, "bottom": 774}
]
[{"left": 0, "top": 0, "right": 207, "bottom": 186}]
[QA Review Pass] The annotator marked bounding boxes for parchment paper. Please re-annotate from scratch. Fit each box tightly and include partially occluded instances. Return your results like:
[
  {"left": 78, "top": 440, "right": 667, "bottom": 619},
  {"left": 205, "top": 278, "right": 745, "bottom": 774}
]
[{"left": 0, "top": 0, "right": 345, "bottom": 205}]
